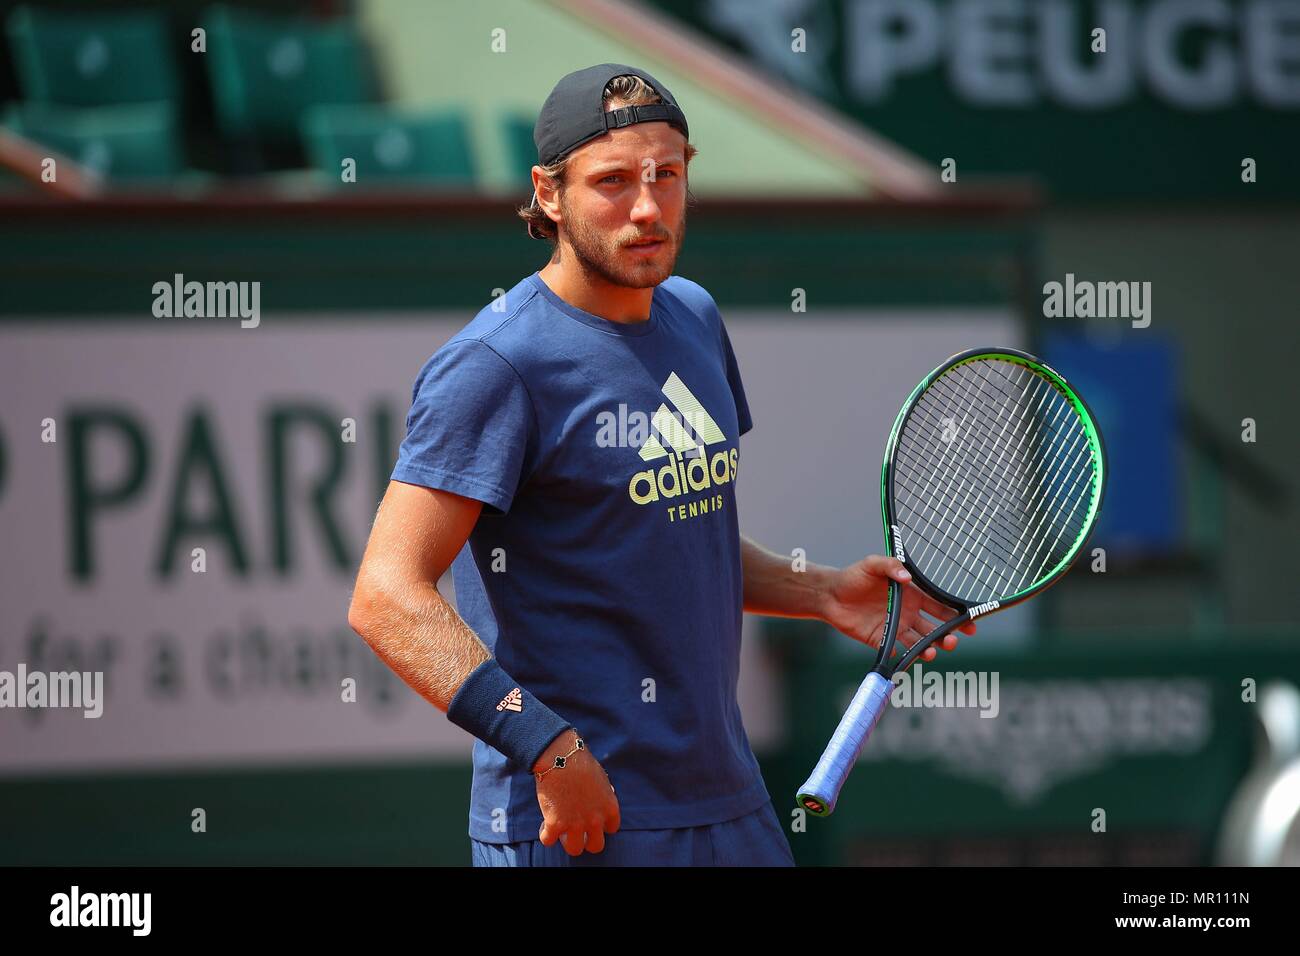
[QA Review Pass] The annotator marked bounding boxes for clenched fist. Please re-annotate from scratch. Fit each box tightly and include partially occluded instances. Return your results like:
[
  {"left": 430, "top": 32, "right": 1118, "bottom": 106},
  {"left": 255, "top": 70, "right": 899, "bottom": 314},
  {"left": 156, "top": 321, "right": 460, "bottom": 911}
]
[{"left": 533, "top": 729, "right": 621, "bottom": 856}]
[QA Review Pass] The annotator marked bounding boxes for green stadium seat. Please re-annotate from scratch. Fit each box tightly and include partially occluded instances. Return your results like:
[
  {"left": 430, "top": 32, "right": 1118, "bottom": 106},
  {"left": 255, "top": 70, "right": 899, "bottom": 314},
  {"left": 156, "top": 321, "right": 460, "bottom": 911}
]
[
  {"left": 203, "top": 5, "right": 373, "bottom": 146},
  {"left": 301, "top": 105, "right": 475, "bottom": 187},
  {"left": 5, "top": 6, "right": 179, "bottom": 108},
  {"left": 2, "top": 101, "right": 183, "bottom": 180},
  {"left": 502, "top": 113, "right": 538, "bottom": 188}
]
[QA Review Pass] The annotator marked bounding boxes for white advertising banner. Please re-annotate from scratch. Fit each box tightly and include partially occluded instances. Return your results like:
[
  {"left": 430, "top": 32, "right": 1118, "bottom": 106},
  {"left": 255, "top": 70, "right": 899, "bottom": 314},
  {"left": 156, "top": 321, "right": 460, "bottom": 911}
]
[{"left": 0, "top": 308, "right": 1018, "bottom": 775}]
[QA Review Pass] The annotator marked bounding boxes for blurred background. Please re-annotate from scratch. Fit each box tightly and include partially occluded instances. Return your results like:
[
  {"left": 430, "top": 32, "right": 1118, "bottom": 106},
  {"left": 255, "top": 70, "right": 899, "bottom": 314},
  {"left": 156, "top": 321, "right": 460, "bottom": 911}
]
[{"left": 1, "top": 0, "right": 1298, "bottom": 866}]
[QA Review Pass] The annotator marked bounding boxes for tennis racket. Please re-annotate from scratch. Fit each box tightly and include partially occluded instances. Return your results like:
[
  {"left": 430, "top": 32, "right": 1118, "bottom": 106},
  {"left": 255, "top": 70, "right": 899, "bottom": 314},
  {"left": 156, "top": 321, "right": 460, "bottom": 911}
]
[{"left": 796, "top": 347, "right": 1106, "bottom": 816}]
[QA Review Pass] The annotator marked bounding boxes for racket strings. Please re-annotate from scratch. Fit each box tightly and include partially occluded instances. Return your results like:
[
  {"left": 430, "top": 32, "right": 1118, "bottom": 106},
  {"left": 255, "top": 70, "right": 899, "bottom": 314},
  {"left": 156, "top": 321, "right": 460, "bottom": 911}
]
[
  {"left": 965, "top": 363, "right": 1100, "bottom": 594},
  {"left": 895, "top": 388, "right": 1081, "bottom": 561},
  {"left": 891, "top": 358, "right": 1100, "bottom": 603},
  {"left": 909, "top": 365, "right": 1095, "bottom": 599},
  {"left": 913, "top": 365, "right": 1092, "bottom": 561},
  {"left": 912, "top": 365, "right": 1093, "bottom": 598},
  {"left": 895, "top": 436, "right": 1040, "bottom": 597},
  {"left": 898, "top": 366, "right": 1081, "bottom": 590},
  {"left": 929, "top": 363, "right": 1085, "bottom": 521}
]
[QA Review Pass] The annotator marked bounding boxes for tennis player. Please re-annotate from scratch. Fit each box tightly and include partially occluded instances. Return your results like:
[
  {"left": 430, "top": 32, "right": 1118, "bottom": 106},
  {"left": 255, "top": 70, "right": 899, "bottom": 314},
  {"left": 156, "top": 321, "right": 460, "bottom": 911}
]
[{"left": 348, "top": 64, "right": 974, "bottom": 867}]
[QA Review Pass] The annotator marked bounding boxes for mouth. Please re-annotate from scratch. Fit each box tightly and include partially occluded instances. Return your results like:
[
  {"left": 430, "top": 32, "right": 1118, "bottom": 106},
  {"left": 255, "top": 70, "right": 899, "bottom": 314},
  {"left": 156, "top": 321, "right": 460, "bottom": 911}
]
[{"left": 626, "top": 238, "right": 666, "bottom": 254}]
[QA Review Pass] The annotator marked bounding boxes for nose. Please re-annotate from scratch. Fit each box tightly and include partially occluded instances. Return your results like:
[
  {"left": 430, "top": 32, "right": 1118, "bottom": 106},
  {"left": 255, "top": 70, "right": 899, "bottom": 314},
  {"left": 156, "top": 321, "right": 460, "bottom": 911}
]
[{"left": 629, "top": 181, "right": 662, "bottom": 225}]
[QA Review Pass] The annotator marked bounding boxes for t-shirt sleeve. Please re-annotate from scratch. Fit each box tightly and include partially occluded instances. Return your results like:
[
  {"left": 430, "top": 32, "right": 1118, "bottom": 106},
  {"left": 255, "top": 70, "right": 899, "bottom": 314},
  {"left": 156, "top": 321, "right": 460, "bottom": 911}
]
[
  {"left": 716, "top": 311, "right": 753, "bottom": 437},
  {"left": 391, "top": 339, "right": 536, "bottom": 514}
]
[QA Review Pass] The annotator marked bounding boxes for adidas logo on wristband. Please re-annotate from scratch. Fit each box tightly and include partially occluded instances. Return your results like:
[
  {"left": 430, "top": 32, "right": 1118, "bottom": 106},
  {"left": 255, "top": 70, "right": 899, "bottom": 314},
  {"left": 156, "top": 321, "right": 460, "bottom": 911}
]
[{"left": 496, "top": 687, "right": 523, "bottom": 713}]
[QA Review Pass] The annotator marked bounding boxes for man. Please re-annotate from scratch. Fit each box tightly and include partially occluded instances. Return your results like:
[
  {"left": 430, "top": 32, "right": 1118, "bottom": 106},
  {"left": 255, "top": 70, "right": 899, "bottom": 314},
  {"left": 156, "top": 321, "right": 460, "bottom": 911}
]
[{"left": 348, "top": 63, "right": 974, "bottom": 867}]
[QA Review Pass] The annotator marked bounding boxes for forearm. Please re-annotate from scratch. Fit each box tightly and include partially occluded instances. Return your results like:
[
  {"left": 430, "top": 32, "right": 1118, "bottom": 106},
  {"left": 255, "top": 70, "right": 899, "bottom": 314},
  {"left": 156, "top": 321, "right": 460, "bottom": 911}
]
[
  {"left": 352, "top": 575, "right": 572, "bottom": 771},
  {"left": 348, "top": 576, "right": 490, "bottom": 713},
  {"left": 740, "top": 533, "right": 834, "bottom": 620}
]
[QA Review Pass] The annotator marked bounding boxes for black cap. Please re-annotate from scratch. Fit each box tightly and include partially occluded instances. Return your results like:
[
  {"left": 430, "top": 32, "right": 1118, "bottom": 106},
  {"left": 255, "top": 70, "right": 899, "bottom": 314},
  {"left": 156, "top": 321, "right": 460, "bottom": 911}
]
[
  {"left": 534, "top": 63, "right": 689, "bottom": 167},
  {"left": 527, "top": 63, "right": 689, "bottom": 239}
]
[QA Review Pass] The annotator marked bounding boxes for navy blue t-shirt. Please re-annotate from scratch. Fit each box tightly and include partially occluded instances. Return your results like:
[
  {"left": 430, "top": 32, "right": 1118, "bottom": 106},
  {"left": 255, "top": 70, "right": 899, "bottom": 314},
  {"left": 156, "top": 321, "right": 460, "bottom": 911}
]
[{"left": 391, "top": 271, "right": 770, "bottom": 843}]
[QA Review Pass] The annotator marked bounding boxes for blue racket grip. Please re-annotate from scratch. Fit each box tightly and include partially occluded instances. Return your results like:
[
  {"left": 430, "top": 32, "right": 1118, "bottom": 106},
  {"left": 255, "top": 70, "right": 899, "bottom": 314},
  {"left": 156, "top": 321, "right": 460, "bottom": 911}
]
[{"left": 796, "top": 670, "right": 894, "bottom": 817}]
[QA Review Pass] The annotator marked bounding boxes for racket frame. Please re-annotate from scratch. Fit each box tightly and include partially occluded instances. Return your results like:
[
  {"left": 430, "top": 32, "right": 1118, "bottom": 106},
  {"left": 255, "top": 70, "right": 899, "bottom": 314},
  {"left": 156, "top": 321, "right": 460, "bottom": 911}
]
[
  {"left": 795, "top": 347, "right": 1106, "bottom": 817},
  {"left": 874, "top": 346, "right": 1107, "bottom": 675}
]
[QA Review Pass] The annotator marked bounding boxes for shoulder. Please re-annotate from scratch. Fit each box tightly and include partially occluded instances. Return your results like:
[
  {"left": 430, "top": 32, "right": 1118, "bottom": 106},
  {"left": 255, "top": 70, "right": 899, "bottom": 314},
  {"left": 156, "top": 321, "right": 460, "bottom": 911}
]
[
  {"left": 446, "top": 276, "right": 547, "bottom": 358},
  {"left": 657, "top": 274, "right": 720, "bottom": 323},
  {"left": 657, "top": 275, "right": 725, "bottom": 345},
  {"left": 415, "top": 277, "right": 550, "bottom": 386}
]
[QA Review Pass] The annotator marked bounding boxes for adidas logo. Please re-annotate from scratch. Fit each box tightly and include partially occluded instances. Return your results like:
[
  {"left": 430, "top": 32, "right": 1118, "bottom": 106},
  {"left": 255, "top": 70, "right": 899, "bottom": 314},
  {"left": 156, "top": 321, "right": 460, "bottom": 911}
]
[
  {"left": 625, "top": 373, "right": 738, "bottom": 506},
  {"left": 636, "top": 372, "right": 726, "bottom": 461},
  {"left": 496, "top": 687, "right": 523, "bottom": 713}
]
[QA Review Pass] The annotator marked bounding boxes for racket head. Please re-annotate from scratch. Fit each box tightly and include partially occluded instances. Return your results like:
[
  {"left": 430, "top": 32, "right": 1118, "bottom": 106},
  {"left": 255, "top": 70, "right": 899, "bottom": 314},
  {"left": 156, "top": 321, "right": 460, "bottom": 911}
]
[{"left": 881, "top": 347, "right": 1106, "bottom": 622}]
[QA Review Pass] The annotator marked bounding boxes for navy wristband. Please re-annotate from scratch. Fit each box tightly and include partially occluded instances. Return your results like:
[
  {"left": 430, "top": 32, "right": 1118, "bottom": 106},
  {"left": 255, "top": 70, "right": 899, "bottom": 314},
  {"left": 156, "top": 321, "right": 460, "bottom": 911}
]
[{"left": 446, "top": 658, "right": 572, "bottom": 771}]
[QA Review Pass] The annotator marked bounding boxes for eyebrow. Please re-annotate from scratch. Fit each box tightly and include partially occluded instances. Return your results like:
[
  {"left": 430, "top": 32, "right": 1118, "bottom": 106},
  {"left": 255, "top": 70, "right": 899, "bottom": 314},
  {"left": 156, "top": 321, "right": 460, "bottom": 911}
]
[{"left": 585, "top": 159, "right": 684, "bottom": 176}]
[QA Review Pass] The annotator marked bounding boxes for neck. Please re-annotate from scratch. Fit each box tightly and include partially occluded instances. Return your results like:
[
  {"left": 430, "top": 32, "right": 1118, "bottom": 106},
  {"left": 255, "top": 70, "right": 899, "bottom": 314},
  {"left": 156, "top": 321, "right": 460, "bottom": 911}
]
[{"left": 538, "top": 255, "right": 655, "bottom": 324}]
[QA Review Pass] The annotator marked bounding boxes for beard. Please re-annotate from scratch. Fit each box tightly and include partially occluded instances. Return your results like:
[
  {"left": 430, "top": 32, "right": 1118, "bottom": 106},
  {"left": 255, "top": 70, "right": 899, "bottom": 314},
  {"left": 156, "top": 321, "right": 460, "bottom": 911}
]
[{"left": 557, "top": 194, "right": 685, "bottom": 290}]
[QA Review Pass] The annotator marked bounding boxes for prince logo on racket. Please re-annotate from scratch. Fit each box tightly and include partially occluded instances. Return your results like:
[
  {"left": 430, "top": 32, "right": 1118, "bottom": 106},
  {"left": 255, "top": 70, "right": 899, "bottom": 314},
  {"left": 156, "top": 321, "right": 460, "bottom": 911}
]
[{"left": 350, "top": 64, "right": 999, "bottom": 866}]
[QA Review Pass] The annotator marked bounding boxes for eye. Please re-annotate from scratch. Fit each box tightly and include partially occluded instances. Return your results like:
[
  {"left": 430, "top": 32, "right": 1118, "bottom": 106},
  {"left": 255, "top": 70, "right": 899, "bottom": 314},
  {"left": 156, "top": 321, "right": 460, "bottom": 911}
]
[{"left": 600, "top": 174, "right": 623, "bottom": 184}]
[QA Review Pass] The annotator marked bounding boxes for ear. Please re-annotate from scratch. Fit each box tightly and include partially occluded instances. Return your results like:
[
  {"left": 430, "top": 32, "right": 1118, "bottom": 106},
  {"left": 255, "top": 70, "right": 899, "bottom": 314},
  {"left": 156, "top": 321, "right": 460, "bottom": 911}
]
[{"left": 534, "top": 177, "right": 562, "bottom": 228}]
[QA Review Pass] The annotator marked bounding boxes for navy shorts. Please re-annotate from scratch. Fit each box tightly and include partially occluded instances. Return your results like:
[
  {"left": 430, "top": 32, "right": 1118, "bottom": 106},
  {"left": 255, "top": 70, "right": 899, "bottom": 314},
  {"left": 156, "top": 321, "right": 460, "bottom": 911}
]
[{"left": 470, "top": 799, "right": 795, "bottom": 867}]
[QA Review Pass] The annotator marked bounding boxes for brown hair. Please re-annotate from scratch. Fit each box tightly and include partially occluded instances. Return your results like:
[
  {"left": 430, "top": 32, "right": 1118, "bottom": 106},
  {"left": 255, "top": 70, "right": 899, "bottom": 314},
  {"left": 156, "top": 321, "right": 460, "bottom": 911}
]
[{"left": 518, "top": 74, "right": 698, "bottom": 242}]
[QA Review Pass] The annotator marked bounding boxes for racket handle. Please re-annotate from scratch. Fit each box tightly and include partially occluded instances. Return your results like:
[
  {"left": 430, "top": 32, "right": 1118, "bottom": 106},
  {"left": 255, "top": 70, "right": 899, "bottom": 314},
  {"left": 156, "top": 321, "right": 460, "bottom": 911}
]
[{"left": 795, "top": 670, "right": 893, "bottom": 817}]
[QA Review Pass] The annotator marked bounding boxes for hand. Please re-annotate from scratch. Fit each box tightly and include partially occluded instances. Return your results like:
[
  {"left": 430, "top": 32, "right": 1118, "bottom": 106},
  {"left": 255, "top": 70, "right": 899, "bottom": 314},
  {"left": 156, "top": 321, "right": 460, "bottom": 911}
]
[
  {"left": 819, "top": 556, "right": 976, "bottom": 665},
  {"left": 533, "top": 729, "right": 621, "bottom": 857}
]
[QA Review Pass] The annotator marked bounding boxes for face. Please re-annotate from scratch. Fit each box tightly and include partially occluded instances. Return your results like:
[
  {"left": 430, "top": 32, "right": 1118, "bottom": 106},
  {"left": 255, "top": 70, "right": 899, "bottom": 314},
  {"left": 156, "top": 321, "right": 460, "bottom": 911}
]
[{"left": 546, "top": 119, "right": 688, "bottom": 288}]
